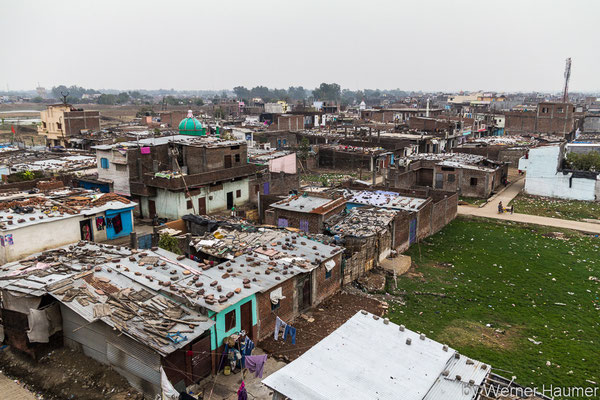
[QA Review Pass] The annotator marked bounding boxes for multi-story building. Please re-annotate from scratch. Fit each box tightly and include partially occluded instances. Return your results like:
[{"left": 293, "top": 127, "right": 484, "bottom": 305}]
[
  {"left": 38, "top": 103, "right": 100, "bottom": 147},
  {"left": 94, "top": 113, "right": 257, "bottom": 219},
  {"left": 505, "top": 102, "right": 578, "bottom": 138}
]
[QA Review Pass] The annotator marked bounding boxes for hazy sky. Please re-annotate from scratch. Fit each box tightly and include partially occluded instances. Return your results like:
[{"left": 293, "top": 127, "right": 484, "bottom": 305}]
[{"left": 1, "top": 0, "right": 599, "bottom": 92}]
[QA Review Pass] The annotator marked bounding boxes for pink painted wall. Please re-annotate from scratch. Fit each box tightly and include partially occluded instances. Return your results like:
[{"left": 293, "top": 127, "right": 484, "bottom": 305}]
[{"left": 269, "top": 153, "right": 297, "bottom": 174}]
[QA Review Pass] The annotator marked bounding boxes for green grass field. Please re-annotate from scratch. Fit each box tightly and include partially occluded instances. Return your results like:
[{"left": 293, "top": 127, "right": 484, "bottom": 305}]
[
  {"left": 510, "top": 193, "right": 600, "bottom": 222},
  {"left": 388, "top": 217, "right": 600, "bottom": 394}
]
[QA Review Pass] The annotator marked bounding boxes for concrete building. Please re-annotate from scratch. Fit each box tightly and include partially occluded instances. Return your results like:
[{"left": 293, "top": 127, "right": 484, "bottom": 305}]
[
  {"left": 263, "top": 311, "right": 491, "bottom": 400},
  {"left": 505, "top": 102, "right": 577, "bottom": 138},
  {"left": 93, "top": 135, "right": 257, "bottom": 219},
  {"left": 38, "top": 104, "right": 101, "bottom": 147},
  {"left": 387, "top": 153, "right": 509, "bottom": 198},
  {"left": 0, "top": 190, "right": 136, "bottom": 264},
  {"left": 518, "top": 144, "right": 600, "bottom": 201},
  {"left": 265, "top": 194, "right": 347, "bottom": 233},
  {"left": 360, "top": 107, "right": 443, "bottom": 123}
]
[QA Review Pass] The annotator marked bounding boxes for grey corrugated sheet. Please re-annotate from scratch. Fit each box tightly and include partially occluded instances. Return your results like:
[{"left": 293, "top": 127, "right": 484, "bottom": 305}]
[
  {"left": 61, "top": 304, "right": 108, "bottom": 364},
  {"left": 423, "top": 355, "right": 489, "bottom": 400},
  {"left": 107, "top": 342, "right": 160, "bottom": 387},
  {"left": 263, "top": 311, "right": 488, "bottom": 400}
]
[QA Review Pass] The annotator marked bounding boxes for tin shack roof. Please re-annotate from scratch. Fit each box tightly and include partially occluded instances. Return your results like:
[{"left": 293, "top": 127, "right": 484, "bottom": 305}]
[
  {"left": 343, "top": 189, "right": 427, "bottom": 211},
  {"left": 0, "top": 242, "right": 214, "bottom": 357},
  {"left": 92, "top": 135, "right": 243, "bottom": 150},
  {"left": 326, "top": 207, "right": 397, "bottom": 238},
  {"left": 0, "top": 191, "right": 136, "bottom": 232},
  {"left": 270, "top": 194, "right": 346, "bottom": 214},
  {"left": 263, "top": 311, "right": 489, "bottom": 400}
]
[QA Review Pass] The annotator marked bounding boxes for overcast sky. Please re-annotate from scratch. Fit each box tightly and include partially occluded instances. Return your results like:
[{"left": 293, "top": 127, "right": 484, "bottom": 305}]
[{"left": 1, "top": 0, "right": 599, "bottom": 93}]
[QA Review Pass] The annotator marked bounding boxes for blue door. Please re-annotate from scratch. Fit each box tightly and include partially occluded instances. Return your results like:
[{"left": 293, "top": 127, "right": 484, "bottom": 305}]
[
  {"left": 409, "top": 218, "right": 417, "bottom": 245},
  {"left": 299, "top": 219, "right": 309, "bottom": 232},
  {"left": 263, "top": 182, "right": 270, "bottom": 195},
  {"left": 105, "top": 207, "right": 135, "bottom": 239}
]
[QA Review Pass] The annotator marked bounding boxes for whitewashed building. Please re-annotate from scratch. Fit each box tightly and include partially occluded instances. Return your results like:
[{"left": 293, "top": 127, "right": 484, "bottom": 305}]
[{"left": 518, "top": 144, "right": 600, "bottom": 201}]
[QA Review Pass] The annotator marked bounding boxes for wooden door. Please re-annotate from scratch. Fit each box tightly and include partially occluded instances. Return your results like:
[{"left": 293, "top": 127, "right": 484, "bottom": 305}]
[
  {"left": 224, "top": 155, "right": 232, "bottom": 168},
  {"left": 299, "top": 277, "right": 311, "bottom": 310},
  {"left": 198, "top": 197, "right": 206, "bottom": 215},
  {"left": 191, "top": 334, "right": 212, "bottom": 381},
  {"left": 240, "top": 301, "right": 253, "bottom": 340},
  {"left": 227, "top": 192, "right": 234, "bottom": 209},
  {"left": 148, "top": 199, "right": 156, "bottom": 217}
]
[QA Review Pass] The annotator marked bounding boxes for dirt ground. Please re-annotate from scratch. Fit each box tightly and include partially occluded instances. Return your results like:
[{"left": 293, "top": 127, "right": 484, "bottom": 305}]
[
  {"left": 0, "top": 347, "right": 142, "bottom": 400},
  {"left": 259, "top": 289, "right": 387, "bottom": 361}
]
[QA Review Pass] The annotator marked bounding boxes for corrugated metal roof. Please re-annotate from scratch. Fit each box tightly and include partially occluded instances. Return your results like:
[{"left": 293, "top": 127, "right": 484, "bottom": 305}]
[
  {"left": 423, "top": 354, "right": 489, "bottom": 400},
  {"left": 270, "top": 195, "right": 335, "bottom": 213},
  {"left": 0, "top": 243, "right": 214, "bottom": 356},
  {"left": 343, "top": 189, "right": 427, "bottom": 211},
  {"left": 263, "top": 311, "right": 488, "bottom": 400}
]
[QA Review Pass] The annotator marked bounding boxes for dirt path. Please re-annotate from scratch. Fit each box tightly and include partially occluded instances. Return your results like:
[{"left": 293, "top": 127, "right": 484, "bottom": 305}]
[
  {"left": 458, "top": 177, "right": 600, "bottom": 234},
  {"left": 0, "top": 372, "right": 38, "bottom": 400}
]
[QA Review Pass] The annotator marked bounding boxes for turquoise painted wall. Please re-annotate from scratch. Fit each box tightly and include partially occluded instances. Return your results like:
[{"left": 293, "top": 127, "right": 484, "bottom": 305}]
[{"left": 208, "top": 295, "right": 257, "bottom": 350}]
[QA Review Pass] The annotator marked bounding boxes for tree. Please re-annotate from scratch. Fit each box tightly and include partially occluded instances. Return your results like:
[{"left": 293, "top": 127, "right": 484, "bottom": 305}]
[
  {"left": 288, "top": 86, "right": 307, "bottom": 101},
  {"left": 31, "top": 96, "right": 44, "bottom": 103},
  {"left": 117, "top": 92, "right": 130, "bottom": 104},
  {"left": 194, "top": 98, "right": 204, "bottom": 106},
  {"left": 233, "top": 86, "right": 251, "bottom": 100},
  {"left": 158, "top": 234, "right": 182, "bottom": 255},
  {"left": 97, "top": 94, "right": 117, "bottom": 105},
  {"left": 565, "top": 151, "right": 600, "bottom": 172},
  {"left": 312, "top": 83, "right": 341, "bottom": 101}
]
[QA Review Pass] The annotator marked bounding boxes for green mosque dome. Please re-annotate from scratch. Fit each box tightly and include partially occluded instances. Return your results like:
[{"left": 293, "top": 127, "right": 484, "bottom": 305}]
[{"left": 178, "top": 110, "right": 204, "bottom": 135}]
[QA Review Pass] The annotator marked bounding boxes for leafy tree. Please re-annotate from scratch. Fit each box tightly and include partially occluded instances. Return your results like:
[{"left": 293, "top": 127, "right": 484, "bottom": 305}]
[
  {"left": 233, "top": 86, "right": 250, "bottom": 100},
  {"left": 194, "top": 98, "right": 204, "bottom": 106},
  {"left": 565, "top": 151, "right": 600, "bottom": 172},
  {"left": 298, "top": 137, "right": 310, "bottom": 161},
  {"left": 158, "top": 234, "right": 182, "bottom": 255},
  {"left": 117, "top": 92, "right": 130, "bottom": 104},
  {"left": 97, "top": 94, "right": 117, "bottom": 105},
  {"left": 31, "top": 96, "right": 44, "bottom": 103},
  {"left": 288, "top": 86, "right": 307, "bottom": 101},
  {"left": 312, "top": 83, "right": 341, "bottom": 101}
]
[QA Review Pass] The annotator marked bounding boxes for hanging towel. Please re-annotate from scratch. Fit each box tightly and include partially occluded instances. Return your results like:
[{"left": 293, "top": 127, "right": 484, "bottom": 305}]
[
  {"left": 274, "top": 316, "right": 286, "bottom": 341},
  {"left": 283, "top": 324, "right": 297, "bottom": 345},
  {"left": 245, "top": 354, "right": 268, "bottom": 378}
]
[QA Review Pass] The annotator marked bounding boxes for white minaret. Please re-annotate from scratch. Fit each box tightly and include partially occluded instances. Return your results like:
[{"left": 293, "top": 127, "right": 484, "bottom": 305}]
[{"left": 426, "top": 99, "right": 430, "bottom": 117}]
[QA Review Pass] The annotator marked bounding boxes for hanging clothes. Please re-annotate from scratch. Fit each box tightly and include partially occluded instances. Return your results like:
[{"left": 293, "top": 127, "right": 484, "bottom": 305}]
[
  {"left": 96, "top": 216, "right": 105, "bottom": 231},
  {"left": 274, "top": 316, "right": 286, "bottom": 341},
  {"left": 111, "top": 213, "right": 123, "bottom": 234},
  {"left": 283, "top": 324, "right": 297, "bottom": 345},
  {"left": 237, "top": 382, "right": 248, "bottom": 400},
  {"left": 245, "top": 354, "right": 268, "bottom": 378},
  {"left": 239, "top": 336, "right": 254, "bottom": 368}
]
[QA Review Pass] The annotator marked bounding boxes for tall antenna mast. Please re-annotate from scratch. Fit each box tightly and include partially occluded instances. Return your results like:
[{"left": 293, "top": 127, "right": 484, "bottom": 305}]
[{"left": 562, "top": 57, "right": 571, "bottom": 103}]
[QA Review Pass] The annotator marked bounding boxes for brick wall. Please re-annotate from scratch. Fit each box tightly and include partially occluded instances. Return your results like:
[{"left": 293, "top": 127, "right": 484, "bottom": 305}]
[
  {"left": 505, "top": 111, "right": 537, "bottom": 135},
  {"left": 272, "top": 209, "right": 323, "bottom": 233},
  {"left": 314, "top": 253, "right": 342, "bottom": 304},
  {"left": 256, "top": 277, "right": 297, "bottom": 340},
  {"left": 63, "top": 111, "right": 100, "bottom": 135},
  {"left": 416, "top": 200, "right": 433, "bottom": 240}
]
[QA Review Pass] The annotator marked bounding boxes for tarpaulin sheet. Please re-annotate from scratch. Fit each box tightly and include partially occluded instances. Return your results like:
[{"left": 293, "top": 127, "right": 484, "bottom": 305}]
[
  {"left": 26, "top": 302, "right": 62, "bottom": 343},
  {"left": 1, "top": 290, "right": 41, "bottom": 314}
]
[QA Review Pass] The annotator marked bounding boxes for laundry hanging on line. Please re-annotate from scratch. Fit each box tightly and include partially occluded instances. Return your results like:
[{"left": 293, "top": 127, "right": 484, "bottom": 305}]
[{"left": 245, "top": 354, "right": 268, "bottom": 378}]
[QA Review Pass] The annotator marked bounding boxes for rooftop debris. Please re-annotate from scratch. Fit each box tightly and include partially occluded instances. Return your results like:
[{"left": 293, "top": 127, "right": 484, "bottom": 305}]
[{"left": 326, "top": 207, "right": 397, "bottom": 237}]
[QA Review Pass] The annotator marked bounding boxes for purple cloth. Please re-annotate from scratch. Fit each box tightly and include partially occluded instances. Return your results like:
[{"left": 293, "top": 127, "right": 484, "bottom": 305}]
[{"left": 244, "top": 354, "right": 268, "bottom": 378}]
